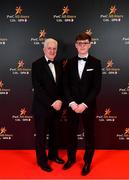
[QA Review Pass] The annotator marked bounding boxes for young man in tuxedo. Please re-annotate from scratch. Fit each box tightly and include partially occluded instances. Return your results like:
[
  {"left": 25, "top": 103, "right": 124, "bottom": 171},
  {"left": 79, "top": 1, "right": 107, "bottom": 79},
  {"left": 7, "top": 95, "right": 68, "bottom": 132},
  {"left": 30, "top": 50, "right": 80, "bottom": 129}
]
[
  {"left": 32, "top": 38, "right": 64, "bottom": 172},
  {"left": 63, "top": 32, "right": 102, "bottom": 175}
]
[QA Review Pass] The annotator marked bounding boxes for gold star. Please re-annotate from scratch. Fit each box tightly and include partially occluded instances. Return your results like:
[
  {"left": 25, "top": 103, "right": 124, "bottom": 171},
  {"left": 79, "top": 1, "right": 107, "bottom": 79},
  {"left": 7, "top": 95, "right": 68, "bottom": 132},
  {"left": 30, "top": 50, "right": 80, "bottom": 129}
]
[
  {"left": 104, "top": 108, "right": 111, "bottom": 116},
  {"left": 0, "top": 80, "right": 4, "bottom": 89},
  {"left": 0, "top": 127, "right": 7, "bottom": 134},
  {"left": 15, "top": 6, "right": 22, "bottom": 15},
  {"left": 20, "top": 108, "right": 27, "bottom": 116},
  {"left": 18, "top": 60, "right": 24, "bottom": 68},
  {"left": 125, "top": 128, "right": 129, "bottom": 134},
  {"left": 109, "top": 5, "right": 117, "bottom": 15},
  {"left": 62, "top": 6, "right": 70, "bottom": 15},
  {"left": 39, "top": 29, "right": 46, "bottom": 38},
  {"left": 124, "top": 128, "right": 129, "bottom": 137},
  {"left": 106, "top": 59, "right": 113, "bottom": 68}
]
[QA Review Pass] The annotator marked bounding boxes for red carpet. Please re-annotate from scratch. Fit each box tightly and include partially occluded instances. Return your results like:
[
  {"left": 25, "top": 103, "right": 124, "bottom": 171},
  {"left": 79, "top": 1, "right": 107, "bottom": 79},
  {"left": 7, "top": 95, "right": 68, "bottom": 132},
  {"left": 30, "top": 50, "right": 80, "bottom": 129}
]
[{"left": 0, "top": 150, "right": 129, "bottom": 179}]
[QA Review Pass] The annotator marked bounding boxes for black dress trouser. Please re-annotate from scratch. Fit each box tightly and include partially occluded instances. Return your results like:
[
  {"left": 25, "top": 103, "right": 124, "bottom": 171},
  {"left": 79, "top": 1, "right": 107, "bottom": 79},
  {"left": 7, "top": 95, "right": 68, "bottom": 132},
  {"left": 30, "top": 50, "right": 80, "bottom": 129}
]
[{"left": 67, "top": 107, "right": 96, "bottom": 164}]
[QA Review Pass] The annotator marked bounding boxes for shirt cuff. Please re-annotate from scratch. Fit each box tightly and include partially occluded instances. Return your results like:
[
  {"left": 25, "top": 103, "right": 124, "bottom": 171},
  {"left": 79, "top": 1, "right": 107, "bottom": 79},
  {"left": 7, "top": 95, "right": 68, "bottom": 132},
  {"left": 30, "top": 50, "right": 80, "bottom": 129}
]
[
  {"left": 51, "top": 100, "right": 61, "bottom": 106},
  {"left": 82, "top": 103, "right": 88, "bottom": 108},
  {"left": 69, "top": 101, "right": 76, "bottom": 107}
]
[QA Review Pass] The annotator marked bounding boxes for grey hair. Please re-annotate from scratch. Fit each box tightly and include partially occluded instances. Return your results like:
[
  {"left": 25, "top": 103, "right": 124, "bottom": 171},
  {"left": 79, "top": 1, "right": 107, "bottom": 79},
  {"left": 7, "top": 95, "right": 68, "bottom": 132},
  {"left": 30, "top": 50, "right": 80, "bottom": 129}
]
[{"left": 44, "top": 38, "right": 58, "bottom": 48}]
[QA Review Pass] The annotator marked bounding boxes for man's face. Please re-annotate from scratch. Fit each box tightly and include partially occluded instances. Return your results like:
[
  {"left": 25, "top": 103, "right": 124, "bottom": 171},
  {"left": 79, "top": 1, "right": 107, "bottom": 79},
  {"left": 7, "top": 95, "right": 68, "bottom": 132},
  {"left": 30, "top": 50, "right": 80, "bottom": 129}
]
[
  {"left": 75, "top": 39, "right": 91, "bottom": 56},
  {"left": 43, "top": 42, "right": 57, "bottom": 60}
]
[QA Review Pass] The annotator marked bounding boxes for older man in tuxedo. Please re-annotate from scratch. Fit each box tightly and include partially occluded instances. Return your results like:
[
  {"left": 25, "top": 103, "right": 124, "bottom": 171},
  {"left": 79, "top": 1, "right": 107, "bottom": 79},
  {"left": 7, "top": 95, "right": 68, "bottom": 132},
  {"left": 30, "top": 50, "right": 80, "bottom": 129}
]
[
  {"left": 63, "top": 32, "right": 102, "bottom": 175},
  {"left": 32, "top": 38, "right": 64, "bottom": 172}
]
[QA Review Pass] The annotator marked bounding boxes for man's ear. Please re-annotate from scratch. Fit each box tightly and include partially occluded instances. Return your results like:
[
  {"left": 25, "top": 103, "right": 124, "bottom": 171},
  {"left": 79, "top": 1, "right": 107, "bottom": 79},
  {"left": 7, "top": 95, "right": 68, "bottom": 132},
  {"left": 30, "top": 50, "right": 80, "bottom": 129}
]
[
  {"left": 75, "top": 43, "right": 77, "bottom": 49},
  {"left": 89, "top": 43, "right": 91, "bottom": 49}
]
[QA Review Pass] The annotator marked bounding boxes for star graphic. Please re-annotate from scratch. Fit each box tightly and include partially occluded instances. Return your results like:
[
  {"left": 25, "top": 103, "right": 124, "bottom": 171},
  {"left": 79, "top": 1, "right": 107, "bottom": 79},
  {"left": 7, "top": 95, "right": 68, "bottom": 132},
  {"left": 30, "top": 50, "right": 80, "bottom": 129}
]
[
  {"left": 0, "top": 80, "right": 4, "bottom": 89},
  {"left": 62, "top": 6, "right": 70, "bottom": 15},
  {"left": 106, "top": 59, "right": 113, "bottom": 68},
  {"left": 109, "top": 5, "right": 117, "bottom": 15},
  {"left": 20, "top": 108, "right": 27, "bottom": 116},
  {"left": 124, "top": 128, "right": 129, "bottom": 137},
  {"left": 15, "top": 6, "right": 22, "bottom": 15},
  {"left": 0, "top": 127, "right": 7, "bottom": 134},
  {"left": 18, "top": 60, "right": 24, "bottom": 68},
  {"left": 125, "top": 128, "right": 129, "bottom": 134},
  {"left": 104, "top": 108, "right": 111, "bottom": 116},
  {"left": 39, "top": 29, "right": 46, "bottom": 38}
]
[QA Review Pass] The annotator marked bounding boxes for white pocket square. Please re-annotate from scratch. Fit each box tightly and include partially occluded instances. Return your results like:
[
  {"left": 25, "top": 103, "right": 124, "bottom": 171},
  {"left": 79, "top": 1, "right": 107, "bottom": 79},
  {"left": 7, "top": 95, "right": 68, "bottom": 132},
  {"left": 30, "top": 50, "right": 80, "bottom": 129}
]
[{"left": 86, "top": 68, "right": 94, "bottom": 71}]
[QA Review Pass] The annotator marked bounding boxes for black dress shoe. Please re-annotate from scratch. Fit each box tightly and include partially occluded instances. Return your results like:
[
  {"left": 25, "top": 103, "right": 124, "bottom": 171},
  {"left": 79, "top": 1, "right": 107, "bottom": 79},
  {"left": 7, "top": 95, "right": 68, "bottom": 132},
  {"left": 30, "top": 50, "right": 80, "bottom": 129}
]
[
  {"left": 38, "top": 162, "right": 53, "bottom": 172},
  {"left": 63, "top": 160, "right": 75, "bottom": 170},
  {"left": 49, "top": 156, "right": 64, "bottom": 164},
  {"left": 81, "top": 163, "right": 90, "bottom": 176}
]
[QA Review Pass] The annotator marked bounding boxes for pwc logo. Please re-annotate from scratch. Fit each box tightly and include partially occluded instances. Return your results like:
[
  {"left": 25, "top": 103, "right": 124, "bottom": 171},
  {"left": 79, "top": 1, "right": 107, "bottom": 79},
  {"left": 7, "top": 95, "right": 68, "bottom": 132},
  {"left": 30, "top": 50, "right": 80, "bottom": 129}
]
[
  {"left": 0, "top": 127, "right": 13, "bottom": 140},
  {"left": 30, "top": 29, "right": 47, "bottom": 45},
  {"left": 10, "top": 59, "right": 31, "bottom": 75},
  {"left": 12, "top": 107, "right": 33, "bottom": 122},
  {"left": 6, "top": 6, "right": 30, "bottom": 23},
  {"left": 0, "top": 80, "right": 10, "bottom": 95},
  {"left": 102, "top": 59, "right": 120, "bottom": 75},
  {"left": 100, "top": 5, "right": 124, "bottom": 22},
  {"left": 119, "top": 83, "right": 129, "bottom": 95},
  {"left": 96, "top": 107, "right": 117, "bottom": 122},
  {"left": 53, "top": 5, "right": 76, "bottom": 23},
  {"left": 85, "top": 29, "right": 99, "bottom": 45},
  {"left": 109, "top": 5, "right": 117, "bottom": 15}
]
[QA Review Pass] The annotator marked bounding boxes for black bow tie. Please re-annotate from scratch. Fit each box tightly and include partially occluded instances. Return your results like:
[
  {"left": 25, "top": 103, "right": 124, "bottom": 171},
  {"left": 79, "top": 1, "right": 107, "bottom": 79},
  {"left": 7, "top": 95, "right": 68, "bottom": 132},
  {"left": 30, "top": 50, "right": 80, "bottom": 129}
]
[
  {"left": 47, "top": 60, "right": 54, "bottom": 64},
  {"left": 78, "top": 57, "right": 87, "bottom": 61}
]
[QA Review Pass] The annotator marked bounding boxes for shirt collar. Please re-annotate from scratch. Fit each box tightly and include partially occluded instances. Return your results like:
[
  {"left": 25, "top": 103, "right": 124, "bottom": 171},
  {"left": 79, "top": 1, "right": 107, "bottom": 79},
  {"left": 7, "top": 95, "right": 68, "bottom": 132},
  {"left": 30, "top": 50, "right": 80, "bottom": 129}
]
[
  {"left": 45, "top": 56, "right": 49, "bottom": 62},
  {"left": 78, "top": 53, "right": 89, "bottom": 59}
]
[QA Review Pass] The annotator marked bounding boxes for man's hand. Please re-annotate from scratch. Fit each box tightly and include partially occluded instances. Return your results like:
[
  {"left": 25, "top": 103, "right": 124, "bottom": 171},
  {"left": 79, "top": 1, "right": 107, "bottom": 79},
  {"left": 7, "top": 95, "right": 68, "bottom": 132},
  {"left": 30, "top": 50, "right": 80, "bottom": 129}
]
[
  {"left": 74, "top": 103, "right": 87, "bottom": 113},
  {"left": 51, "top": 100, "right": 62, "bottom": 111},
  {"left": 70, "top": 102, "right": 78, "bottom": 111}
]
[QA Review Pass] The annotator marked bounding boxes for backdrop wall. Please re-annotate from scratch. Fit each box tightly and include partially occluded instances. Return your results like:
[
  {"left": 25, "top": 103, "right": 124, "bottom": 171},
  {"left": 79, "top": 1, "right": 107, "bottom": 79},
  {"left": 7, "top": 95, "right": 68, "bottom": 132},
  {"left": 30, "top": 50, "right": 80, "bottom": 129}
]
[{"left": 0, "top": 0, "right": 129, "bottom": 149}]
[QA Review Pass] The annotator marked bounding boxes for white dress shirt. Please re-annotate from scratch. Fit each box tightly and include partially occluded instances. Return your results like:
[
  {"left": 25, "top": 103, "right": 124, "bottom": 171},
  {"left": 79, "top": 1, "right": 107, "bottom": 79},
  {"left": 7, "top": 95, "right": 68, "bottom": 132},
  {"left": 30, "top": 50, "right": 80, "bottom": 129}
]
[
  {"left": 69, "top": 54, "right": 89, "bottom": 109},
  {"left": 45, "top": 56, "right": 56, "bottom": 82},
  {"left": 78, "top": 54, "right": 88, "bottom": 79}
]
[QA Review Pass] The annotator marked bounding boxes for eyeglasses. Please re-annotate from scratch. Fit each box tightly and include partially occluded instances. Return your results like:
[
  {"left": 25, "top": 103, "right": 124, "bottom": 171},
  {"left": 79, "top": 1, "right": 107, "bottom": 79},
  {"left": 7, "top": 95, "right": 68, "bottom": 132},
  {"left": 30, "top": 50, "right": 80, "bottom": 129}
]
[{"left": 76, "top": 41, "right": 90, "bottom": 46}]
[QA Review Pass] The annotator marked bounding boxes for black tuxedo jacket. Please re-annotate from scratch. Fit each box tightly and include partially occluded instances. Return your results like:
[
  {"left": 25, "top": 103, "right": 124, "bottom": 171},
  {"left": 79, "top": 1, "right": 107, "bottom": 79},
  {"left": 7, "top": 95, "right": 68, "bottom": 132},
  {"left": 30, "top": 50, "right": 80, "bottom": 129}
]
[
  {"left": 63, "top": 55, "right": 102, "bottom": 108},
  {"left": 31, "top": 56, "right": 63, "bottom": 114}
]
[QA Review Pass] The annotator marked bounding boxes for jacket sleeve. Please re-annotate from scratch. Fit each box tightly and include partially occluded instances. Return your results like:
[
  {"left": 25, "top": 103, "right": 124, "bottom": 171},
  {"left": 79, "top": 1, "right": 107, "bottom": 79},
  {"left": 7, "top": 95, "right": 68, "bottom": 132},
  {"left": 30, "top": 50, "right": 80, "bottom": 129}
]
[
  {"left": 63, "top": 60, "right": 74, "bottom": 105},
  {"left": 31, "top": 62, "right": 54, "bottom": 107}
]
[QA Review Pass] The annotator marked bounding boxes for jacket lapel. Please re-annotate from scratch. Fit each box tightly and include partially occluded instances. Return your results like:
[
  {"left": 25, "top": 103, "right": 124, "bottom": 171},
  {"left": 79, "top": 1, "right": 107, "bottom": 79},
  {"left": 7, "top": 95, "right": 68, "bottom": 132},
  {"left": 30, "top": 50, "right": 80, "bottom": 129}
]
[
  {"left": 41, "top": 57, "right": 56, "bottom": 83},
  {"left": 73, "top": 56, "right": 80, "bottom": 80},
  {"left": 81, "top": 55, "right": 91, "bottom": 80}
]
